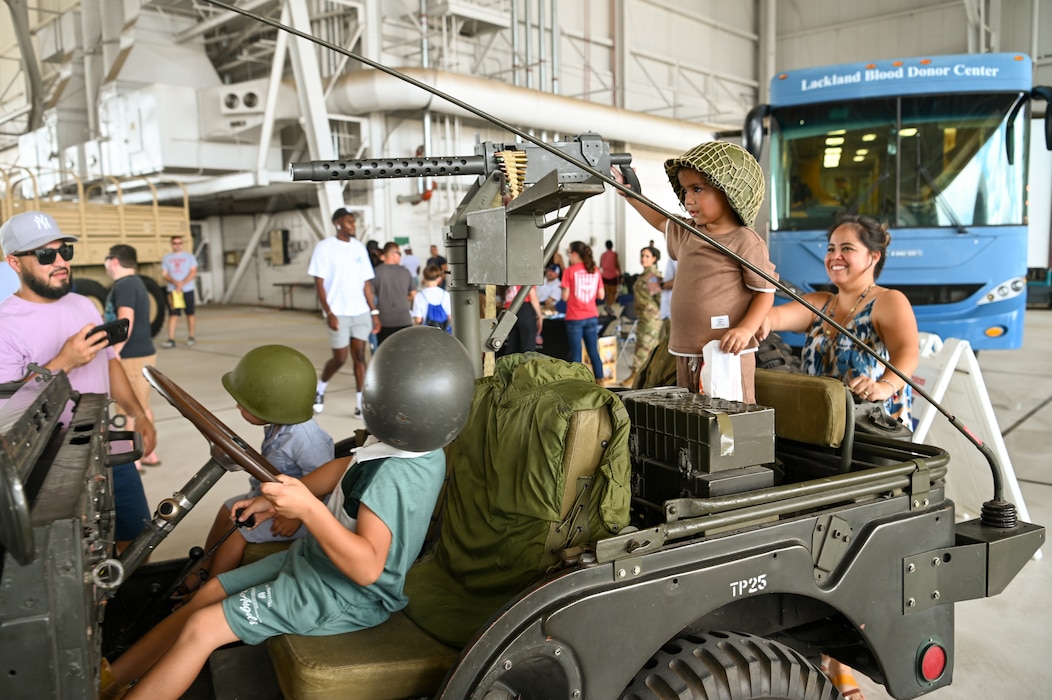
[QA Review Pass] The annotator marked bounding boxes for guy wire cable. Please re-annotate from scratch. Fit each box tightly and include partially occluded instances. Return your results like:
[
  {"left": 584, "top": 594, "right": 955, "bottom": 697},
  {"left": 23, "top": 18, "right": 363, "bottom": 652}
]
[{"left": 202, "top": 0, "right": 1008, "bottom": 502}]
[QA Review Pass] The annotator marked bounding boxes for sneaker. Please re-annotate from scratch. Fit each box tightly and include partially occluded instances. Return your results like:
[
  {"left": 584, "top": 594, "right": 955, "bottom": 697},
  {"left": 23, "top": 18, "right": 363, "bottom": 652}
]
[
  {"left": 187, "top": 337, "right": 196, "bottom": 347},
  {"left": 162, "top": 339, "right": 176, "bottom": 349},
  {"left": 313, "top": 392, "right": 325, "bottom": 414},
  {"left": 354, "top": 407, "right": 362, "bottom": 417}
]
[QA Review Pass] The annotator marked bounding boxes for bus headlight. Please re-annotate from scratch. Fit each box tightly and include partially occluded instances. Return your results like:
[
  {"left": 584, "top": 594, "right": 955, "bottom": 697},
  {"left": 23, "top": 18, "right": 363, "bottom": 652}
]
[{"left": 977, "top": 277, "right": 1027, "bottom": 305}]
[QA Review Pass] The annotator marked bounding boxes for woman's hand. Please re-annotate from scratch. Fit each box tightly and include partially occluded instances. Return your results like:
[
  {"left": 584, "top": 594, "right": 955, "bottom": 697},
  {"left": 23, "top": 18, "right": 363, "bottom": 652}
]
[
  {"left": 847, "top": 375, "right": 898, "bottom": 403},
  {"left": 755, "top": 317, "right": 771, "bottom": 343}
]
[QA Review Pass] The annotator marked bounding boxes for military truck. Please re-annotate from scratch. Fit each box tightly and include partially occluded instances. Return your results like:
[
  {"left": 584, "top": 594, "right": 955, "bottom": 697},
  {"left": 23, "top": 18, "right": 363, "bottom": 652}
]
[{"left": 0, "top": 167, "right": 190, "bottom": 335}]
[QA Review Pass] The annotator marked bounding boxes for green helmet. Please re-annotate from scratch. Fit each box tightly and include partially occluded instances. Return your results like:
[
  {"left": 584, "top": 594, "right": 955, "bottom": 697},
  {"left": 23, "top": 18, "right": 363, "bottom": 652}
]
[
  {"left": 362, "top": 326, "right": 475, "bottom": 452},
  {"left": 222, "top": 345, "right": 317, "bottom": 424},
  {"left": 664, "top": 141, "right": 765, "bottom": 228}
]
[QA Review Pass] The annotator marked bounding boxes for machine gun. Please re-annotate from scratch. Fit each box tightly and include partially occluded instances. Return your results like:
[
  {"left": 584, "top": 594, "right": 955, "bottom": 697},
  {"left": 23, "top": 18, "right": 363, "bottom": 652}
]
[{"left": 291, "top": 132, "right": 636, "bottom": 376}]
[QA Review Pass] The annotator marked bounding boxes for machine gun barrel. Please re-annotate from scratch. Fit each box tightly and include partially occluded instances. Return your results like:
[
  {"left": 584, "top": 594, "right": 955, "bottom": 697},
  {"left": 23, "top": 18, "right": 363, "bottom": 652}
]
[
  {"left": 290, "top": 155, "right": 487, "bottom": 181},
  {"left": 290, "top": 144, "right": 633, "bottom": 183}
]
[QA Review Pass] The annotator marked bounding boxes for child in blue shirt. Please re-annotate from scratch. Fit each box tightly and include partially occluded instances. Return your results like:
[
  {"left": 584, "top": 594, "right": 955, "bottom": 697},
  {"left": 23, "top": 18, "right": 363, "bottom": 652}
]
[{"left": 181, "top": 345, "right": 335, "bottom": 595}]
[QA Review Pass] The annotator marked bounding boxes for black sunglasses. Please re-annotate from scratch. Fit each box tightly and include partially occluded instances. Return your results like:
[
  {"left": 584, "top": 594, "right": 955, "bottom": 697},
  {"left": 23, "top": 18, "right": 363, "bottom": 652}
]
[{"left": 13, "top": 242, "right": 75, "bottom": 265}]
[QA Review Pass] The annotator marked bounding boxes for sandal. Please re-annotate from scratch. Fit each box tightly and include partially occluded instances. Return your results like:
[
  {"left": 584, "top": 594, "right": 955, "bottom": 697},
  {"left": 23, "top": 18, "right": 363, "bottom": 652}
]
[{"left": 140, "top": 455, "right": 162, "bottom": 467}]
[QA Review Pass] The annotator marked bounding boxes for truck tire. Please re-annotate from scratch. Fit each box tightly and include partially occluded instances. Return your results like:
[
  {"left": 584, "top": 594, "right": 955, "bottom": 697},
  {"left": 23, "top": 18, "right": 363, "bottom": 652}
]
[
  {"left": 620, "top": 632, "right": 841, "bottom": 700},
  {"left": 138, "top": 275, "right": 167, "bottom": 338},
  {"left": 72, "top": 278, "right": 108, "bottom": 315}
]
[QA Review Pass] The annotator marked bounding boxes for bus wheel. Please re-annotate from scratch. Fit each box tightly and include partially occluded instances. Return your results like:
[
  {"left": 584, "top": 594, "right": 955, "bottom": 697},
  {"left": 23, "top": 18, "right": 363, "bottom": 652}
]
[
  {"left": 72, "top": 278, "right": 108, "bottom": 316},
  {"left": 138, "top": 275, "right": 168, "bottom": 338},
  {"left": 620, "top": 632, "right": 839, "bottom": 700}
]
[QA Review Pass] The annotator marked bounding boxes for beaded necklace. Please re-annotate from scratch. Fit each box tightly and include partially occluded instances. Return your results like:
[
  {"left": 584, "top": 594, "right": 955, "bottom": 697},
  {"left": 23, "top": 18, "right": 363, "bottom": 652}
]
[{"left": 823, "top": 283, "right": 875, "bottom": 374}]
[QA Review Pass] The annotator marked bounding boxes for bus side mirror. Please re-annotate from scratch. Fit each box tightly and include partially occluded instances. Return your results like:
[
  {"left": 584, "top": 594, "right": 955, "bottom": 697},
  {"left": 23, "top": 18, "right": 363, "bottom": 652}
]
[
  {"left": 1032, "top": 87, "right": 1052, "bottom": 150},
  {"left": 743, "top": 104, "right": 771, "bottom": 161}
]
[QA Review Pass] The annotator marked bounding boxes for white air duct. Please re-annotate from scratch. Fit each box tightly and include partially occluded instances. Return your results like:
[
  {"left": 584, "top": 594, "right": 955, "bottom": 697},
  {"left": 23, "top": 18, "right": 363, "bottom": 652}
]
[{"left": 325, "top": 67, "right": 720, "bottom": 152}]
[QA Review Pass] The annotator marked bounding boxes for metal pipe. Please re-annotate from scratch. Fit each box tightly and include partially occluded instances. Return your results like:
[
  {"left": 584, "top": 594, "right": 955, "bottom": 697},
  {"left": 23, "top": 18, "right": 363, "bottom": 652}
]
[
  {"left": 1033, "top": 0, "right": 1041, "bottom": 62},
  {"left": 511, "top": 0, "right": 520, "bottom": 87},
  {"left": 524, "top": 0, "right": 533, "bottom": 90},
  {"left": 256, "top": 3, "right": 289, "bottom": 175},
  {"left": 538, "top": 0, "right": 547, "bottom": 92},
  {"left": 420, "top": 0, "right": 433, "bottom": 197},
  {"left": 665, "top": 467, "right": 947, "bottom": 543},
  {"left": 111, "top": 458, "right": 229, "bottom": 591},
  {"left": 323, "top": 68, "right": 719, "bottom": 151},
  {"left": 551, "top": 0, "right": 560, "bottom": 95}
]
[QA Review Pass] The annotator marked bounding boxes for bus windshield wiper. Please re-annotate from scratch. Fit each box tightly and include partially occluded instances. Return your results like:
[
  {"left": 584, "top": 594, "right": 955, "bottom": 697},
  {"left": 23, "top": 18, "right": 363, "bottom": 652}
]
[{"left": 918, "top": 165, "right": 968, "bottom": 233}]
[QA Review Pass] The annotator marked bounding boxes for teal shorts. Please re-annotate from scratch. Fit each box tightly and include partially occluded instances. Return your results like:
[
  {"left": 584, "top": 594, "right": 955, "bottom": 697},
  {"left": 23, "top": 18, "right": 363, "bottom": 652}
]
[{"left": 217, "top": 546, "right": 388, "bottom": 645}]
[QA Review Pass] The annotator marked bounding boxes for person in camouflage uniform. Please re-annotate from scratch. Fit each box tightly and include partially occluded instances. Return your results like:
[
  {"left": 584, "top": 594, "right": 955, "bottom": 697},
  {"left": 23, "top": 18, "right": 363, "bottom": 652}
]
[{"left": 628, "top": 246, "right": 663, "bottom": 382}]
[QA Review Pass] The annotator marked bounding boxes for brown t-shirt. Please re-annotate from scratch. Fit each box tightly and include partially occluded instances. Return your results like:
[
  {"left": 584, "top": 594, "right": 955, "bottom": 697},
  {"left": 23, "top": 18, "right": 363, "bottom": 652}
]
[{"left": 665, "top": 218, "right": 777, "bottom": 356}]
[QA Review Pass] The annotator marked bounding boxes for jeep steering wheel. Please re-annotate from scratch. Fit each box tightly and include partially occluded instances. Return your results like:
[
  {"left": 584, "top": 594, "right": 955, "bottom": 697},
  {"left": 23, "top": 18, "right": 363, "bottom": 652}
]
[{"left": 143, "top": 366, "right": 280, "bottom": 483}]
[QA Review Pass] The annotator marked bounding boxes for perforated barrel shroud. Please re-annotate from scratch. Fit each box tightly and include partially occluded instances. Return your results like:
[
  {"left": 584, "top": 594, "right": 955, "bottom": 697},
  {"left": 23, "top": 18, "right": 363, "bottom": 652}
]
[{"left": 621, "top": 387, "right": 775, "bottom": 474}]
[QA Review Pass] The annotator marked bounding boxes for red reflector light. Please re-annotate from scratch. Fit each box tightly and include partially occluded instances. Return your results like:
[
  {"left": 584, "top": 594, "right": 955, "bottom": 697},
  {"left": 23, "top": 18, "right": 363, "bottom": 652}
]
[{"left": 920, "top": 643, "right": 947, "bottom": 682}]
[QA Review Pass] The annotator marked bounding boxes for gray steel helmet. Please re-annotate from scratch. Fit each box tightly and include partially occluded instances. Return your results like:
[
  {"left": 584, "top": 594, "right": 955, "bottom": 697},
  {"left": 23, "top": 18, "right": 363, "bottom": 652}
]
[
  {"left": 362, "top": 326, "right": 475, "bottom": 452},
  {"left": 664, "top": 141, "right": 765, "bottom": 227},
  {"left": 222, "top": 345, "right": 317, "bottom": 424}
]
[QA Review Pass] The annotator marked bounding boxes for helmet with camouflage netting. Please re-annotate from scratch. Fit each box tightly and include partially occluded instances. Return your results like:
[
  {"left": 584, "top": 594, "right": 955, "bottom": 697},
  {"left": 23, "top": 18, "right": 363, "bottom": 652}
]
[
  {"left": 362, "top": 326, "right": 475, "bottom": 452},
  {"left": 222, "top": 345, "right": 317, "bottom": 424},
  {"left": 664, "top": 141, "right": 765, "bottom": 228}
]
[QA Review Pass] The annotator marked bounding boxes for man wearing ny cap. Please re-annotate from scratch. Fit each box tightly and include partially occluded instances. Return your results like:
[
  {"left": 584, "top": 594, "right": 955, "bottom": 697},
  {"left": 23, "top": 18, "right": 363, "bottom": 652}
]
[
  {"left": 0, "top": 210, "right": 156, "bottom": 549},
  {"left": 307, "top": 207, "right": 380, "bottom": 416}
]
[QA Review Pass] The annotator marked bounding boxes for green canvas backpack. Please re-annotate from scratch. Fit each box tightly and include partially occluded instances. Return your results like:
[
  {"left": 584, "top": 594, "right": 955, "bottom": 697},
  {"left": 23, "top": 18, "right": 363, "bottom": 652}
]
[{"left": 403, "top": 353, "right": 632, "bottom": 647}]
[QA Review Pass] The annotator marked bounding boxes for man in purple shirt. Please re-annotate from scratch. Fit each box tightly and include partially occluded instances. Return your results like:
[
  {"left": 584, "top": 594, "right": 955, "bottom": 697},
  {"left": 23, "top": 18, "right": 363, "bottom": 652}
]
[{"left": 0, "top": 210, "right": 157, "bottom": 549}]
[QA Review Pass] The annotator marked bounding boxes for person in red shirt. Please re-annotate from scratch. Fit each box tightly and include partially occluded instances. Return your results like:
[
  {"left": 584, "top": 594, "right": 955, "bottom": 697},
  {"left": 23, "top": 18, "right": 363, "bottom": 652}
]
[
  {"left": 599, "top": 240, "right": 621, "bottom": 314},
  {"left": 560, "top": 241, "right": 606, "bottom": 380}
]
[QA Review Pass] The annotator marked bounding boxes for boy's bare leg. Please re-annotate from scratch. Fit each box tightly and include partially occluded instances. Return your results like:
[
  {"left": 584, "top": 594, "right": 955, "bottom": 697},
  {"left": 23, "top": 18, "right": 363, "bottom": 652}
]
[
  {"left": 123, "top": 602, "right": 238, "bottom": 700},
  {"left": 208, "top": 530, "right": 249, "bottom": 581},
  {"left": 107, "top": 578, "right": 228, "bottom": 691}
]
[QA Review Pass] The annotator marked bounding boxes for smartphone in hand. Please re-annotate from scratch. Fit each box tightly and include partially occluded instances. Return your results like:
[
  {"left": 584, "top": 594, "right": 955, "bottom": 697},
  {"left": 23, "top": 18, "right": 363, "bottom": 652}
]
[{"left": 88, "top": 318, "right": 130, "bottom": 347}]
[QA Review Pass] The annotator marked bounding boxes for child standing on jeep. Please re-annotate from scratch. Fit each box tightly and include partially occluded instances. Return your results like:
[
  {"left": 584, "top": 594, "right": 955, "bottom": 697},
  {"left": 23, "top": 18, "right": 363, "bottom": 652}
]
[
  {"left": 412, "top": 264, "right": 452, "bottom": 331},
  {"left": 179, "top": 345, "right": 335, "bottom": 597},
  {"left": 101, "top": 329, "right": 475, "bottom": 700},
  {"left": 615, "top": 141, "right": 776, "bottom": 402}
]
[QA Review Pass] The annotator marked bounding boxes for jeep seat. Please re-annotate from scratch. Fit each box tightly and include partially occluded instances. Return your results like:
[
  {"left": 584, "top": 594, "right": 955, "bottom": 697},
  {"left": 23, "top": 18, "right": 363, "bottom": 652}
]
[
  {"left": 754, "top": 369, "right": 849, "bottom": 447},
  {"left": 266, "top": 611, "right": 459, "bottom": 700}
]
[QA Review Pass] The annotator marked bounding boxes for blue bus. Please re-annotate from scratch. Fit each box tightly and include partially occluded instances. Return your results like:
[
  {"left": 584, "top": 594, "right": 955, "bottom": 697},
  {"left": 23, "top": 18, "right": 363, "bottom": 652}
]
[{"left": 745, "top": 53, "right": 1052, "bottom": 349}]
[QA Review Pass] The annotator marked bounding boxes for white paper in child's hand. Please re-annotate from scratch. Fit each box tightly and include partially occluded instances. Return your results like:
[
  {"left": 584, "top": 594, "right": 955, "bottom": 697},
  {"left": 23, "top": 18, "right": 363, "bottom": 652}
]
[{"left": 701, "top": 339, "right": 743, "bottom": 401}]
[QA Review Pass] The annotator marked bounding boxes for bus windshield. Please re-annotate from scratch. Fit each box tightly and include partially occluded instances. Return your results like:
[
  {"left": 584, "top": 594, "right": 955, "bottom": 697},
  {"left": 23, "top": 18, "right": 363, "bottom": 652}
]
[{"left": 771, "top": 92, "right": 1027, "bottom": 232}]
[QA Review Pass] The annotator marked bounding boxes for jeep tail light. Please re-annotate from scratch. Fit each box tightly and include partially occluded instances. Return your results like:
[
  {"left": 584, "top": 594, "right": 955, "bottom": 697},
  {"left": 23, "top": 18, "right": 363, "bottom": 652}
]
[{"left": 919, "top": 641, "right": 947, "bottom": 682}]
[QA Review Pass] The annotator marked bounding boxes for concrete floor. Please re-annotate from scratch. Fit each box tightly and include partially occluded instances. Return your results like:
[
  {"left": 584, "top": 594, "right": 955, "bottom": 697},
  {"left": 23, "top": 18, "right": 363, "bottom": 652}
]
[{"left": 136, "top": 304, "right": 1051, "bottom": 698}]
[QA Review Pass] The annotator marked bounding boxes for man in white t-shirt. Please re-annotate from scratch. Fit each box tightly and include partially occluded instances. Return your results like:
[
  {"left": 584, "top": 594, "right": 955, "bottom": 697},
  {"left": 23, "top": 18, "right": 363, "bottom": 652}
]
[
  {"left": 400, "top": 245, "right": 422, "bottom": 288},
  {"left": 307, "top": 208, "right": 380, "bottom": 416}
]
